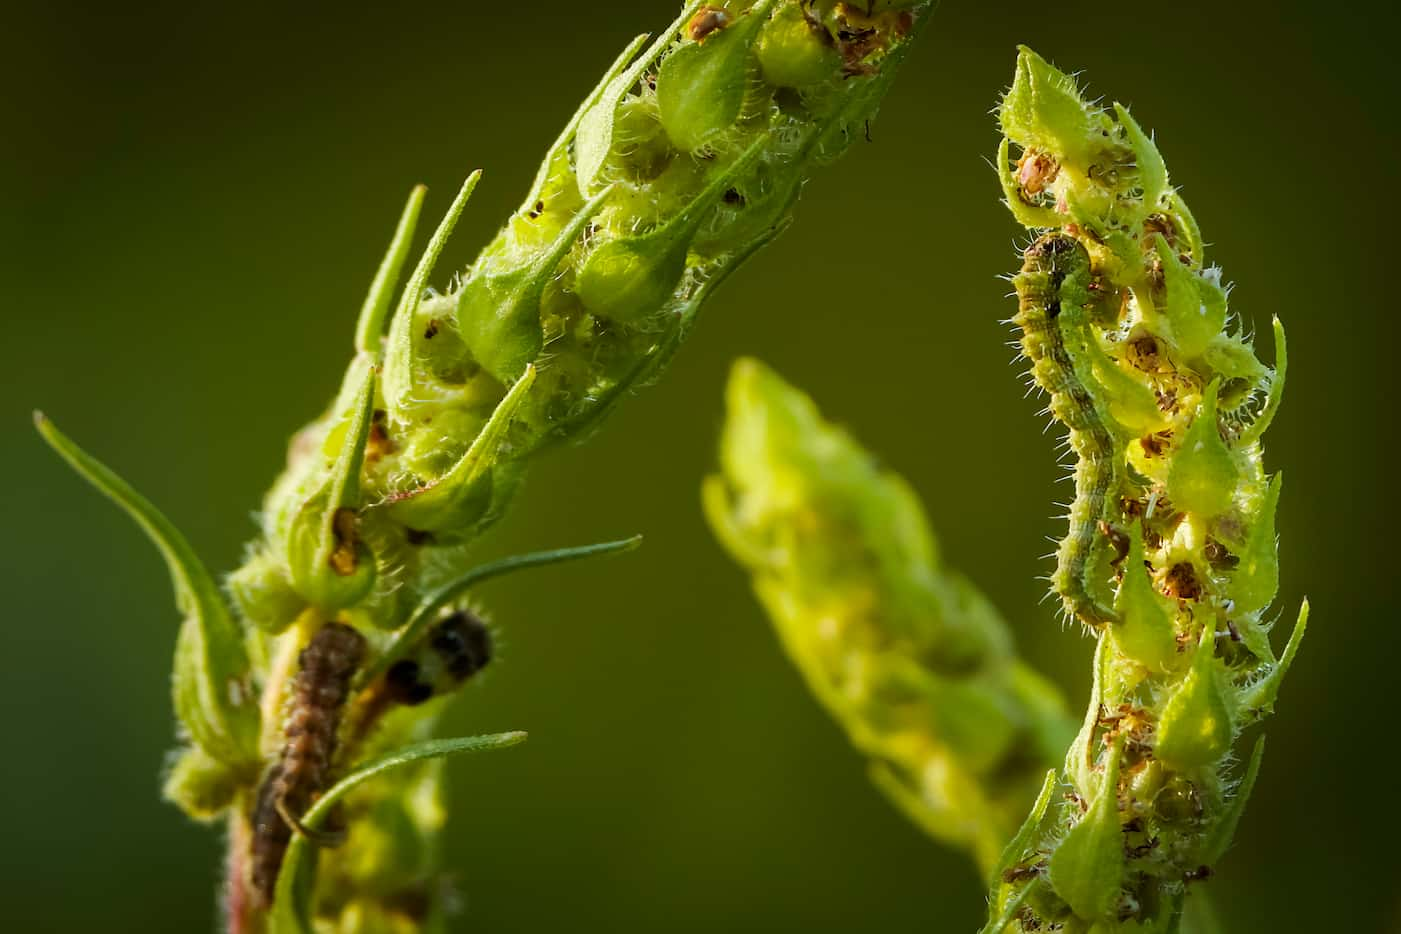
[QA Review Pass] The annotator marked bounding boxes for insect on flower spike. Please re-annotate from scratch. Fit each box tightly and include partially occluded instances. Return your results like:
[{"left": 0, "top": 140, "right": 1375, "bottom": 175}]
[{"left": 991, "top": 46, "right": 1308, "bottom": 930}]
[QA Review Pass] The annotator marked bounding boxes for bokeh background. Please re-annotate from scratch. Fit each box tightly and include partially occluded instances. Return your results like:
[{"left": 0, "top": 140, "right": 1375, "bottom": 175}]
[{"left": 4, "top": 2, "right": 1396, "bottom": 930}]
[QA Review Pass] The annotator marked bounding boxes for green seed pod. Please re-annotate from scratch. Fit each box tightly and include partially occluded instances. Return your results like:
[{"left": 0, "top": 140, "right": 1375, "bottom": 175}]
[
  {"left": 756, "top": 4, "right": 837, "bottom": 89},
  {"left": 575, "top": 138, "right": 765, "bottom": 323},
  {"left": 1154, "top": 628, "right": 1236, "bottom": 770},
  {"left": 285, "top": 359, "right": 378, "bottom": 610},
  {"left": 226, "top": 549, "right": 304, "bottom": 634},
  {"left": 1167, "top": 381, "right": 1239, "bottom": 518},
  {"left": 455, "top": 188, "right": 611, "bottom": 384},
  {"left": 657, "top": 0, "right": 777, "bottom": 152},
  {"left": 163, "top": 746, "right": 241, "bottom": 822},
  {"left": 1048, "top": 742, "right": 1124, "bottom": 923},
  {"left": 1109, "top": 524, "right": 1177, "bottom": 673}
]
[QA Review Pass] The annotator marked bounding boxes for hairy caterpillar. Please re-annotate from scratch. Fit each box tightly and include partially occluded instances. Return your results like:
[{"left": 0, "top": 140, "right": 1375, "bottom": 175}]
[
  {"left": 1012, "top": 233, "right": 1121, "bottom": 627},
  {"left": 249, "top": 622, "right": 367, "bottom": 906},
  {"left": 382, "top": 610, "right": 493, "bottom": 706}
]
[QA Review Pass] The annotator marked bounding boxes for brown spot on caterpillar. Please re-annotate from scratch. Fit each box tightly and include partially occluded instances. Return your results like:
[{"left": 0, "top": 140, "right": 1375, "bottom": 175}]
[
  {"left": 1163, "top": 562, "right": 1203, "bottom": 601},
  {"left": 249, "top": 622, "right": 367, "bottom": 907},
  {"left": 687, "top": 6, "right": 730, "bottom": 41}
]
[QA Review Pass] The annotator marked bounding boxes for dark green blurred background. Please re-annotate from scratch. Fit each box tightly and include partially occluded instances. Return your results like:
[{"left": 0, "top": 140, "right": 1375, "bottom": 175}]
[{"left": 4, "top": 2, "right": 1395, "bottom": 931}]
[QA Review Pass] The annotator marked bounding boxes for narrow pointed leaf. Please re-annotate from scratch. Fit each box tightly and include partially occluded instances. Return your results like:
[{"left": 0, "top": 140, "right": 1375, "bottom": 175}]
[
  {"left": 270, "top": 732, "right": 528, "bottom": 933},
  {"left": 355, "top": 184, "right": 427, "bottom": 354},
  {"left": 34, "top": 414, "right": 260, "bottom": 767},
  {"left": 359, "top": 535, "right": 642, "bottom": 688}
]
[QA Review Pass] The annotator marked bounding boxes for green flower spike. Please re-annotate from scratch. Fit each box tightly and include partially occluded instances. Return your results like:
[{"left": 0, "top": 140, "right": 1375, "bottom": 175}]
[
  {"left": 990, "top": 47, "right": 1307, "bottom": 930},
  {"left": 38, "top": 2, "right": 937, "bottom": 929},
  {"left": 704, "top": 359, "right": 1075, "bottom": 875}
]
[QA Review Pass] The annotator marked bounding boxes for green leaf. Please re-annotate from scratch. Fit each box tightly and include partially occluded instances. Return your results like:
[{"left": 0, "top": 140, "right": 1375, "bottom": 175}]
[
  {"left": 354, "top": 184, "right": 427, "bottom": 354},
  {"left": 1113, "top": 103, "right": 1167, "bottom": 212},
  {"left": 358, "top": 535, "right": 643, "bottom": 687},
  {"left": 1000, "top": 46, "right": 1095, "bottom": 168},
  {"left": 34, "top": 414, "right": 260, "bottom": 769},
  {"left": 1200, "top": 736, "right": 1266, "bottom": 864},
  {"left": 984, "top": 770, "right": 1058, "bottom": 916},
  {"left": 1049, "top": 741, "right": 1125, "bottom": 922},
  {"left": 574, "top": 2, "right": 705, "bottom": 193},
  {"left": 381, "top": 170, "right": 482, "bottom": 417},
  {"left": 1231, "top": 472, "right": 1282, "bottom": 615},
  {"left": 1236, "top": 316, "right": 1288, "bottom": 447},
  {"left": 1239, "top": 599, "right": 1309, "bottom": 720},
  {"left": 1157, "top": 235, "right": 1225, "bottom": 358},
  {"left": 269, "top": 732, "right": 528, "bottom": 933}
]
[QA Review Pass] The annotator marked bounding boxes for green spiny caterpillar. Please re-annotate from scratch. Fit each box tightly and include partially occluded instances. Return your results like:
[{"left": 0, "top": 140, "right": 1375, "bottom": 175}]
[
  {"left": 35, "top": 2, "right": 937, "bottom": 929},
  {"left": 1013, "top": 235, "right": 1123, "bottom": 627},
  {"left": 704, "top": 358, "right": 1076, "bottom": 875},
  {"left": 984, "top": 47, "right": 1304, "bottom": 932}
]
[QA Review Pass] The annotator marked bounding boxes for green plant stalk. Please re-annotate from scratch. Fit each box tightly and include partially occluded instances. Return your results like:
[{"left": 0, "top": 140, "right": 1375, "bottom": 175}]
[
  {"left": 983, "top": 48, "right": 1305, "bottom": 932},
  {"left": 704, "top": 359, "right": 1076, "bottom": 875},
  {"left": 36, "top": 2, "right": 938, "bottom": 930}
]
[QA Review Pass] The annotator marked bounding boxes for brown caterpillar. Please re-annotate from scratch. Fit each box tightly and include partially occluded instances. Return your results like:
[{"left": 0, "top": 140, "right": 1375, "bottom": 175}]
[
  {"left": 249, "top": 621, "right": 367, "bottom": 907},
  {"left": 1013, "top": 233, "right": 1121, "bottom": 627}
]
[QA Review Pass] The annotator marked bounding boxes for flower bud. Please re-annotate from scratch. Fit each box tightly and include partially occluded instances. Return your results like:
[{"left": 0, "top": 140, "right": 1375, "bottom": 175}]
[
  {"left": 656, "top": 0, "right": 777, "bottom": 152},
  {"left": 1167, "top": 380, "right": 1239, "bottom": 518},
  {"left": 1110, "top": 524, "right": 1178, "bottom": 673},
  {"left": 163, "top": 746, "right": 240, "bottom": 822},
  {"left": 1157, "top": 234, "right": 1226, "bottom": 358},
  {"left": 1155, "top": 627, "right": 1235, "bottom": 770},
  {"left": 285, "top": 360, "right": 378, "bottom": 610},
  {"left": 1048, "top": 741, "right": 1125, "bottom": 923},
  {"left": 756, "top": 4, "right": 837, "bottom": 89}
]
